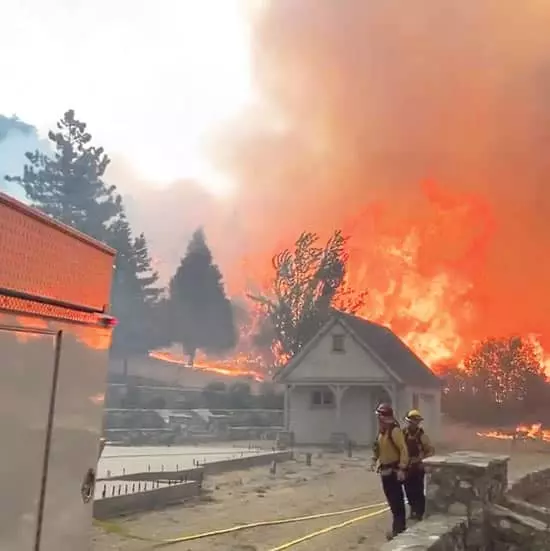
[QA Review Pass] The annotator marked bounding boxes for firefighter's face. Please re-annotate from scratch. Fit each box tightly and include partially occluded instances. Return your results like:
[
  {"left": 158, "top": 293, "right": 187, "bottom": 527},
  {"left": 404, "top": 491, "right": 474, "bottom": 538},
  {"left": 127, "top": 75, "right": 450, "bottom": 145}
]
[
  {"left": 407, "top": 418, "right": 421, "bottom": 429},
  {"left": 377, "top": 414, "right": 392, "bottom": 425}
]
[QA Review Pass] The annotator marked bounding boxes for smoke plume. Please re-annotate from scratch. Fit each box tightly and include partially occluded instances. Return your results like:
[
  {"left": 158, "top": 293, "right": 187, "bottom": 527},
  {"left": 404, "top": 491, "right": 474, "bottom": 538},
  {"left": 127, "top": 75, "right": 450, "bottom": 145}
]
[
  {"left": 119, "top": 1, "right": 550, "bottom": 364},
  {"left": 205, "top": 0, "right": 550, "bottom": 359}
]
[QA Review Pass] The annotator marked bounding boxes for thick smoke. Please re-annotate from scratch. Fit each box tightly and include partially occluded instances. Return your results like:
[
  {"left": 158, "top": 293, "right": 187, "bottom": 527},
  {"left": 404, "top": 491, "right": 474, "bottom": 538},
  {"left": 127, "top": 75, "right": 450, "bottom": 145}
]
[
  {"left": 0, "top": 116, "right": 46, "bottom": 200},
  {"left": 198, "top": 0, "right": 550, "bottom": 355},
  {"left": 77, "top": 1, "right": 550, "bottom": 360}
]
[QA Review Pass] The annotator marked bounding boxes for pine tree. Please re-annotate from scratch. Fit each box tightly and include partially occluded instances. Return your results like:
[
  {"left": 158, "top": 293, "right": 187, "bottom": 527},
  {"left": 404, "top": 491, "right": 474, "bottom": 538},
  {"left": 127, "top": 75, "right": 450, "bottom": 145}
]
[
  {"left": 169, "top": 228, "right": 237, "bottom": 365},
  {"left": 109, "top": 214, "right": 145, "bottom": 357},
  {"left": 5, "top": 109, "right": 162, "bottom": 362},
  {"left": 5, "top": 109, "right": 121, "bottom": 239},
  {"left": 133, "top": 233, "right": 162, "bottom": 305}
]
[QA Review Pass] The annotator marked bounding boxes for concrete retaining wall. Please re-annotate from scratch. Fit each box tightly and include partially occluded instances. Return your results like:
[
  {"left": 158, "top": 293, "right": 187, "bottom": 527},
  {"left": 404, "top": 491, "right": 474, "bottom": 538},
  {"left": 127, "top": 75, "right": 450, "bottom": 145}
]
[
  {"left": 94, "top": 451, "right": 291, "bottom": 519},
  {"left": 102, "top": 450, "right": 292, "bottom": 483},
  {"left": 102, "top": 466, "right": 205, "bottom": 483},
  {"left": 202, "top": 450, "right": 292, "bottom": 474},
  {"left": 93, "top": 481, "right": 200, "bottom": 520}
]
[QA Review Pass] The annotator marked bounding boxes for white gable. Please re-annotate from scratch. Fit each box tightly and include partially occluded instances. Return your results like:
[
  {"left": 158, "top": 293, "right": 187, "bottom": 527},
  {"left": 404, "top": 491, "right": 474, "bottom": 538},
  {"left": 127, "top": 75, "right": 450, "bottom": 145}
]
[{"left": 283, "top": 320, "right": 394, "bottom": 383}]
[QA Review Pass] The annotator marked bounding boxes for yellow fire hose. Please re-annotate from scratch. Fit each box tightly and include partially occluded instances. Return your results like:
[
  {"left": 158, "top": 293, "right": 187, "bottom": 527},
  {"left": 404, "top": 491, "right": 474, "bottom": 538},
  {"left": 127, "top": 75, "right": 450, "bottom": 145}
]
[
  {"left": 268, "top": 506, "right": 390, "bottom": 551},
  {"left": 94, "top": 501, "right": 389, "bottom": 547}
]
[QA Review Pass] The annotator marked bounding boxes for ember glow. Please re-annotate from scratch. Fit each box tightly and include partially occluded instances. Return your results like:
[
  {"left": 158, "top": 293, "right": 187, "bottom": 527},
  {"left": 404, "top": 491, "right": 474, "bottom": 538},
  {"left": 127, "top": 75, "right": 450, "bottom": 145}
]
[{"left": 477, "top": 423, "right": 550, "bottom": 443}]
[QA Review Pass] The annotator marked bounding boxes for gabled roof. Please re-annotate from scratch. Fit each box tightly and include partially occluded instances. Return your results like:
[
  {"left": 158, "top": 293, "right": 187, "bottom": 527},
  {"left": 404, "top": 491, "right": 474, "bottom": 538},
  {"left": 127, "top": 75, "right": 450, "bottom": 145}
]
[{"left": 275, "top": 311, "right": 441, "bottom": 389}]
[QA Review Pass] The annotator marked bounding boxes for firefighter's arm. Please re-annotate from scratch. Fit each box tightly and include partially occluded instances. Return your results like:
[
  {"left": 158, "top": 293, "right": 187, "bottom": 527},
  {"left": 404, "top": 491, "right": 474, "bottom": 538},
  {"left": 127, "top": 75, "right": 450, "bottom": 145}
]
[
  {"left": 370, "top": 440, "right": 380, "bottom": 471},
  {"left": 420, "top": 433, "right": 435, "bottom": 458},
  {"left": 392, "top": 428, "right": 409, "bottom": 470}
]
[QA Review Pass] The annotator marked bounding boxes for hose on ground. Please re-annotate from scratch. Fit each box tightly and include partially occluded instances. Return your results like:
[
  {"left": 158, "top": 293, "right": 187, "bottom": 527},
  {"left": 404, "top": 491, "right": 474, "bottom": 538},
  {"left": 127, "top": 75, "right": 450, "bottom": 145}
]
[
  {"left": 93, "top": 501, "right": 388, "bottom": 546},
  {"left": 267, "top": 506, "right": 390, "bottom": 551}
]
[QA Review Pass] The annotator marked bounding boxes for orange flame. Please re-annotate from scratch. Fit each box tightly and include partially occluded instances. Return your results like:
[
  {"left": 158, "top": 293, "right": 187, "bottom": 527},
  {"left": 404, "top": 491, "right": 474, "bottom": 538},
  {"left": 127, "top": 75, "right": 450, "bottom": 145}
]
[
  {"left": 152, "top": 180, "right": 549, "bottom": 380},
  {"left": 149, "top": 349, "right": 266, "bottom": 382},
  {"left": 477, "top": 423, "right": 550, "bottom": 443}
]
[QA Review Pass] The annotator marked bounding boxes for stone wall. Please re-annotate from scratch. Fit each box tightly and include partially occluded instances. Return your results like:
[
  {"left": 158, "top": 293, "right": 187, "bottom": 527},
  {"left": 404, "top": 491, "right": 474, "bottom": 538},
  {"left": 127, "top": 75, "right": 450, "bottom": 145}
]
[
  {"left": 381, "top": 453, "right": 550, "bottom": 551},
  {"left": 507, "top": 466, "right": 550, "bottom": 502},
  {"left": 486, "top": 504, "right": 550, "bottom": 550},
  {"left": 381, "top": 451, "right": 509, "bottom": 551}
]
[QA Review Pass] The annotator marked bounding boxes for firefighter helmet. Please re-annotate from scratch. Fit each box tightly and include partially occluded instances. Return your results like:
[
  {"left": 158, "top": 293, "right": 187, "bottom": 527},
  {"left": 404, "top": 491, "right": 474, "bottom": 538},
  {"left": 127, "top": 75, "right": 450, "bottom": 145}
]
[
  {"left": 405, "top": 409, "right": 424, "bottom": 422},
  {"left": 375, "top": 402, "right": 394, "bottom": 417}
]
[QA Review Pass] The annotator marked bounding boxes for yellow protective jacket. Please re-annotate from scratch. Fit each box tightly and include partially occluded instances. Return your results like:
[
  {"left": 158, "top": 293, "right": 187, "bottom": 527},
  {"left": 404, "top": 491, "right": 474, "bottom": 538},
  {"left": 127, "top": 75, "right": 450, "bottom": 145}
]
[{"left": 372, "top": 424, "right": 409, "bottom": 471}]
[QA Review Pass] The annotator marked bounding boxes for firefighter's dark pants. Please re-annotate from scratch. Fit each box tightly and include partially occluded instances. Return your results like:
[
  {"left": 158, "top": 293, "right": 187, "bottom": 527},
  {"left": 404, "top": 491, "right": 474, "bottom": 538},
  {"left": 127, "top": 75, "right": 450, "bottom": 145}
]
[
  {"left": 404, "top": 466, "right": 426, "bottom": 518},
  {"left": 381, "top": 470, "right": 406, "bottom": 535}
]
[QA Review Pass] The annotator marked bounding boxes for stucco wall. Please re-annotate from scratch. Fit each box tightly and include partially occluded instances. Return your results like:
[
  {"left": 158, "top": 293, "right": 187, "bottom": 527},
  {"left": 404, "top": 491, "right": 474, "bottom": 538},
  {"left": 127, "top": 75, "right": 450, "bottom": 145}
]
[
  {"left": 339, "top": 386, "right": 375, "bottom": 444},
  {"left": 289, "top": 385, "right": 376, "bottom": 445},
  {"left": 399, "top": 386, "right": 441, "bottom": 439},
  {"left": 289, "top": 386, "right": 339, "bottom": 444}
]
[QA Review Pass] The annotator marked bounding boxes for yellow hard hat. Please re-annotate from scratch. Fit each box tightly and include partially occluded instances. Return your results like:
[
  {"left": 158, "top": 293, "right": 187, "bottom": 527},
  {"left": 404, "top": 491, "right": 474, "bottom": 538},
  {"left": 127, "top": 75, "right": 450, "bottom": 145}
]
[{"left": 405, "top": 409, "right": 423, "bottom": 421}]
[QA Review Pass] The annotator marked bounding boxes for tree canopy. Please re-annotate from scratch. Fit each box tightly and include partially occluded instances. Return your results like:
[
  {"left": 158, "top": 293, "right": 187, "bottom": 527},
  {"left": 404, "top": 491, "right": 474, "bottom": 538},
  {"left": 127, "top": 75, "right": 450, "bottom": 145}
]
[
  {"left": 441, "top": 336, "right": 548, "bottom": 424},
  {"left": 169, "top": 228, "right": 237, "bottom": 364},
  {"left": 250, "top": 230, "right": 367, "bottom": 363},
  {"left": 5, "top": 109, "right": 121, "bottom": 239},
  {"left": 5, "top": 109, "right": 162, "bottom": 359}
]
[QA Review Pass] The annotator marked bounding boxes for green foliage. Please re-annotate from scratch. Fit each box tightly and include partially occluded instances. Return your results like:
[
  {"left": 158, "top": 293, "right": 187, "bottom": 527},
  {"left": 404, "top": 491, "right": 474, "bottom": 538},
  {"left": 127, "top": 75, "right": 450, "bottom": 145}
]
[
  {"left": 250, "top": 230, "right": 366, "bottom": 362},
  {"left": 200, "top": 380, "right": 282, "bottom": 410},
  {"left": 121, "top": 383, "right": 142, "bottom": 409},
  {"left": 145, "top": 396, "right": 167, "bottom": 410},
  {"left": 169, "top": 228, "right": 237, "bottom": 364},
  {"left": 5, "top": 109, "right": 121, "bottom": 239},
  {"left": 204, "top": 381, "right": 227, "bottom": 392},
  {"left": 110, "top": 215, "right": 162, "bottom": 357},
  {"left": 227, "top": 381, "right": 252, "bottom": 409},
  {"left": 441, "top": 336, "right": 548, "bottom": 425},
  {"left": 5, "top": 109, "right": 162, "bottom": 358}
]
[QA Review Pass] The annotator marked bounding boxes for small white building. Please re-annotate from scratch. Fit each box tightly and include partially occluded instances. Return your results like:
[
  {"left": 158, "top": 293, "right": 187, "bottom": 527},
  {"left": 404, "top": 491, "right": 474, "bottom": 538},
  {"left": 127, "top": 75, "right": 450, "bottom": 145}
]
[{"left": 274, "top": 312, "right": 441, "bottom": 446}]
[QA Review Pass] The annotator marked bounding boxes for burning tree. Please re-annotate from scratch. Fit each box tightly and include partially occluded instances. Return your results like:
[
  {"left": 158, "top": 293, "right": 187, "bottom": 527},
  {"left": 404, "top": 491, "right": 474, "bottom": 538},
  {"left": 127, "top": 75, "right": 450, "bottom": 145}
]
[
  {"left": 441, "top": 336, "right": 548, "bottom": 424},
  {"left": 250, "top": 230, "right": 367, "bottom": 364}
]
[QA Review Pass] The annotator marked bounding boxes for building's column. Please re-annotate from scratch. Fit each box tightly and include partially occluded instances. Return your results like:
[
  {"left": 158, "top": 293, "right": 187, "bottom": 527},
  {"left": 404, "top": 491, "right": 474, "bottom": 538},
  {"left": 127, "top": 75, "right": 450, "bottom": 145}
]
[
  {"left": 382, "top": 384, "right": 397, "bottom": 414},
  {"left": 423, "top": 452, "right": 510, "bottom": 549},
  {"left": 432, "top": 390, "right": 442, "bottom": 441},
  {"left": 327, "top": 385, "right": 347, "bottom": 432},
  {"left": 284, "top": 385, "right": 290, "bottom": 431}
]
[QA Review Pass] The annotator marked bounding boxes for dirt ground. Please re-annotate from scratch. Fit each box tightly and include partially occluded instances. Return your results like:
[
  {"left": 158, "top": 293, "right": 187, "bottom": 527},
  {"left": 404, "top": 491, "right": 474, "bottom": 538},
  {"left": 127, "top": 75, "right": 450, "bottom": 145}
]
[{"left": 91, "top": 423, "right": 550, "bottom": 551}]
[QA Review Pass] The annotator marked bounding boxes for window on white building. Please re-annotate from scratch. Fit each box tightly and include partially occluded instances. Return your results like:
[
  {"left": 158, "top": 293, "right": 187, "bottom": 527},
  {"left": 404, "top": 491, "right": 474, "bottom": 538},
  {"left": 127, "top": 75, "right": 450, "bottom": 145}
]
[
  {"left": 311, "top": 389, "right": 334, "bottom": 407},
  {"left": 332, "top": 334, "right": 345, "bottom": 352}
]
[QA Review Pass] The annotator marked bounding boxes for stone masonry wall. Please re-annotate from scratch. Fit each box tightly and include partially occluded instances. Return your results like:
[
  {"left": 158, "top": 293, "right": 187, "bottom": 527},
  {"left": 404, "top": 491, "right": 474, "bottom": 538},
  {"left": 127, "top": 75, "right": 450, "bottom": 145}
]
[
  {"left": 381, "top": 453, "right": 550, "bottom": 551},
  {"left": 507, "top": 466, "right": 550, "bottom": 502},
  {"left": 381, "top": 451, "right": 509, "bottom": 551}
]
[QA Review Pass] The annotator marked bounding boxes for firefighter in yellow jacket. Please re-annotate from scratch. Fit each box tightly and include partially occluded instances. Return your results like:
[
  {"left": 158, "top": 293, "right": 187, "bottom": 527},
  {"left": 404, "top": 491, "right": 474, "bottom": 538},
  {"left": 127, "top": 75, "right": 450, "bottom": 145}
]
[
  {"left": 403, "top": 409, "right": 434, "bottom": 521},
  {"left": 371, "top": 403, "right": 409, "bottom": 540}
]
